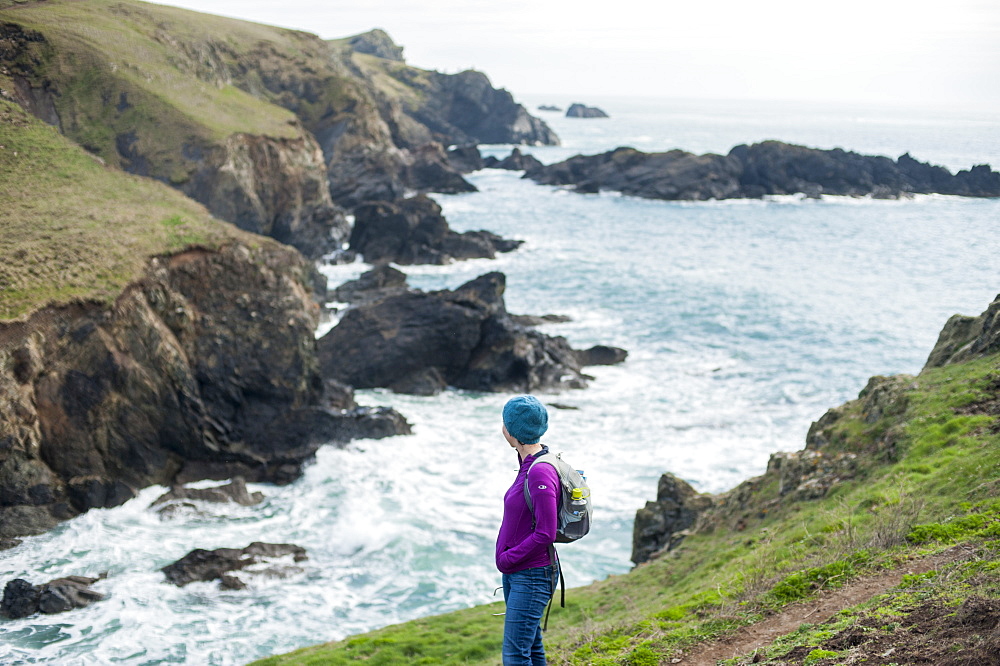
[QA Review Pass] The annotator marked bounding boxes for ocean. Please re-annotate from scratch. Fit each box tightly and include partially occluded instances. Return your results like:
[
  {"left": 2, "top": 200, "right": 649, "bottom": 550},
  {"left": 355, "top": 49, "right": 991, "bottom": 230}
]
[{"left": 2, "top": 96, "right": 999, "bottom": 665}]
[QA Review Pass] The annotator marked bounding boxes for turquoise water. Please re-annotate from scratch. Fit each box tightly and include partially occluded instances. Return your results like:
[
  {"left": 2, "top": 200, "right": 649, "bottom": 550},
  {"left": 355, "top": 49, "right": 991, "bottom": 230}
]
[{"left": 2, "top": 97, "right": 999, "bottom": 664}]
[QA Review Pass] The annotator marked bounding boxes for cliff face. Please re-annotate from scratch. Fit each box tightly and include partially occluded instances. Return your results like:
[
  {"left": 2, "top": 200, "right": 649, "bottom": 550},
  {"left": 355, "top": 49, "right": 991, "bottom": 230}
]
[
  {"left": 1, "top": 1, "right": 558, "bottom": 229},
  {"left": 0, "top": 241, "right": 409, "bottom": 540}
]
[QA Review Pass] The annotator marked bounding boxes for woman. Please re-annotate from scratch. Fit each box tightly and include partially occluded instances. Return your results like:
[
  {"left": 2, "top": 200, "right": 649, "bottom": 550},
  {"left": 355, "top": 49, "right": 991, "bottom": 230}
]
[{"left": 495, "top": 395, "right": 559, "bottom": 665}]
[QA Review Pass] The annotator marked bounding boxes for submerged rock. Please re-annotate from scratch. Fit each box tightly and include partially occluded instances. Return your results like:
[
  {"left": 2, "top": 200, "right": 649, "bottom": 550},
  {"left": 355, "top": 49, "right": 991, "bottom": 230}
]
[
  {"left": 161, "top": 542, "right": 308, "bottom": 589},
  {"left": 317, "top": 272, "right": 627, "bottom": 394},
  {"left": 1, "top": 575, "right": 106, "bottom": 618}
]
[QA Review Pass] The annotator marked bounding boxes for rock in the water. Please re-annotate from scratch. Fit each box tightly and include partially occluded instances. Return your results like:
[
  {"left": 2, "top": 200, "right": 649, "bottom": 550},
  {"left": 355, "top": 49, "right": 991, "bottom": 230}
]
[
  {"left": 510, "top": 313, "right": 573, "bottom": 327},
  {"left": 348, "top": 195, "right": 523, "bottom": 265},
  {"left": 530, "top": 142, "right": 1000, "bottom": 200},
  {"left": 632, "top": 474, "right": 709, "bottom": 564},
  {"left": 566, "top": 103, "right": 609, "bottom": 118},
  {"left": 406, "top": 143, "right": 477, "bottom": 194},
  {"left": 151, "top": 478, "right": 264, "bottom": 509},
  {"left": 575, "top": 345, "right": 629, "bottom": 366},
  {"left": 1, "top": 575, "right": 106, "bottom": 618},
  {"left": 486, "top": 147, "right": 544, "bottom": 173},
  {"left": 318, "top": 272, "right": 627, "bottom": 394},
  {"left": 538, "top": 105, "right": 562, "bottom": 112},
  {"left": 161, "top": 542, "right": 308, "bottom": 589},
  {"left": 446, "top": 144, "right": 485, "bottom": 174}
]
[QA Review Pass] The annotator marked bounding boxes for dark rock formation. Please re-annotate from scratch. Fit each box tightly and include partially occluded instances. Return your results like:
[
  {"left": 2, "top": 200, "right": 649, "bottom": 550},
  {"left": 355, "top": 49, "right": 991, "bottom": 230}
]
[
  {"left": 348, "top": 195, "right": 522, "bottom": 265},
  {"left": 487, "top": 147, "right": 545, "bottom": 173},
  {"left": 1, "top": 575, "right": 106, "bottom": 618},
  {"left": 346, "top": 29, "right": 404, "bottom": 62},
  {"left": 566, "top": 103, "right": 609, "bottom": 118},
  {"left": 161, "top": 542, "right": 307, "bottom": 589},
  {"left": 575, "top": 345, "right": 629, "bottom": 366},
  {"left": 510, "top": 314, "right": 573, "bottom": 327},
  {"left": 317, "top": 272, "right": 627, "bottom": 395},
  {"left": 632, "top": 474, "right": 711, "bottom": 564},
  {"left": 924, "top": 294, "right": 1000, "bottom": 369},
  {"left": 538, "top": 105, "right": 562, "bottom": 112},
  {"left": 530, "top": 142, "right": 1000, "bottom": 200},
  {"left": 151, "top": 477, "right": 264, "bottom": 509},
  {"left": 447, "top": 144, "right": 485, "bottom": 173},
  {"left": 0, "top": 242, "right": 410, "bottom": 540},
  {"left": 406, "top": 143, "right": 477, "bottom": 194},
  {"left": 332, "top": 265, "right": 410, "bottom": 304}
]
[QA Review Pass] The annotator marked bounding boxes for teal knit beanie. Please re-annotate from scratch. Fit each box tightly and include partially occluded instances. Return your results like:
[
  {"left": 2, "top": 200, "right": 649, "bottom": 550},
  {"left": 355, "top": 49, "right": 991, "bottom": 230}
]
[{"left": 502, "top": 395, "right": 548, "bottom": 444}]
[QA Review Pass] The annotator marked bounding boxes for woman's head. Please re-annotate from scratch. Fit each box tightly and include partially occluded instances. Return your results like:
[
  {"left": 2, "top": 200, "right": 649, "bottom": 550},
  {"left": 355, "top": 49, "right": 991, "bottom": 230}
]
[{"left": 502, "top": 395, "right": 549, "bottom": 444}]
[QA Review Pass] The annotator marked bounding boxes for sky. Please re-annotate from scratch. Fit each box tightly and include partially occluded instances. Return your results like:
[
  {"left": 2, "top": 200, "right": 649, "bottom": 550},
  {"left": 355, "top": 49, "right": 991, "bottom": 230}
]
[{"left": 152, "top": 0, "right": 1000, "bottom": 110}]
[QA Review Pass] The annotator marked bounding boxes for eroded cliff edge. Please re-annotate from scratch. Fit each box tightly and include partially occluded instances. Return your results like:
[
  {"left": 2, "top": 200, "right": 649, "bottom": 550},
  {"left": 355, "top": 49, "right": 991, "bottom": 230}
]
[{"left": 0, "top": 242, "right": 409, "bottom": 540}]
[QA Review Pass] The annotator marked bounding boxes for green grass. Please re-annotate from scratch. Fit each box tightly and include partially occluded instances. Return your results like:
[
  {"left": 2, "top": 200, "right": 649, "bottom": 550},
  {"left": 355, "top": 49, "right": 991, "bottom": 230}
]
[
  {"left": 252, "top": 353, "right": 1000, "bottom": 665},
  {"left": 0, "top": 99, "right": 255, "bottom": 320}
]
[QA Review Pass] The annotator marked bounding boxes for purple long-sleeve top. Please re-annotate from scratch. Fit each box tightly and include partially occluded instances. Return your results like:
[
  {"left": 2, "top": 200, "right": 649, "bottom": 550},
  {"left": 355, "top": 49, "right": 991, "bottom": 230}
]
[{"left": 495, "top": 448, "right": 559, "bottom": 574}]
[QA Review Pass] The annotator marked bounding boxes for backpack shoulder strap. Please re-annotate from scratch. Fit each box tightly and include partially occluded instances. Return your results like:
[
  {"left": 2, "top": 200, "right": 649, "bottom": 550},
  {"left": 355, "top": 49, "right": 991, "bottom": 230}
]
[{"left": 523, "top": 452, "right": 557, "bottom": 519}]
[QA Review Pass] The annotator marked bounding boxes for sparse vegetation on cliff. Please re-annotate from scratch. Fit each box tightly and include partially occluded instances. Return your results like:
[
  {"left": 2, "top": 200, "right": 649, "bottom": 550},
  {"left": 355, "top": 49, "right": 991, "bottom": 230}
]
[{"left": 253, "top": 330, "right": 999, "bottom": 665}]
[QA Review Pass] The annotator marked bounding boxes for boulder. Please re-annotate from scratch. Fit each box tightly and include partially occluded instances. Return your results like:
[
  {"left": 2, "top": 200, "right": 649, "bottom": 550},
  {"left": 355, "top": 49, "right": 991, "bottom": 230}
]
[
  {"left": 1, "top": 575, "right": 106, "bottom": 618},
  {"left": 348, "top": 195, "right": 523, "bottom": 265},
  {"left": 566, "top": 103, "right": 609, "bottom": 118},
  {"left": 575, "top": 345, "right": 629, "bottom": 366},
  {"left": 318, "top": 272, "right": 627, "bottom": 394},
  {"left": 161, "top": 542, "right": 307, "bottom": 589}
]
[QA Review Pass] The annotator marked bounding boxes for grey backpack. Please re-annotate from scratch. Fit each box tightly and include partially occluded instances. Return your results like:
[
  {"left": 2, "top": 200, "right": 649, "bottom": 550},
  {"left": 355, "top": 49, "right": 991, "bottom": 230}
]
[{"left": 523, "top": 452, "right": 592, "bottom": 543}]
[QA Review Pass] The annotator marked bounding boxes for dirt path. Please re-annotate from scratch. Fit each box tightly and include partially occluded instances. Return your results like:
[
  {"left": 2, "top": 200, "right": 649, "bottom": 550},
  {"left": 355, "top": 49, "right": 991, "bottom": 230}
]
[{"left": 674, "top": 548, "right": 963, "bottom": 665}]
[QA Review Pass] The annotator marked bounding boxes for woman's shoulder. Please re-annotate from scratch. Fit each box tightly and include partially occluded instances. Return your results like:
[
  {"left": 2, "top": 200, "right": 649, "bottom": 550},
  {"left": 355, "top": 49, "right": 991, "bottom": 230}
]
[{"left": 526, "top": 457, "right": 560, "bottom": 483}]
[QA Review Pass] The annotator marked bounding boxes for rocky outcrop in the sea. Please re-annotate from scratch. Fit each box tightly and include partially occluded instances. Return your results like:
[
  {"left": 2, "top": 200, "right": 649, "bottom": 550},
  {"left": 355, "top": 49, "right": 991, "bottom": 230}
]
[
  {"left": 348, "top": 195, "right": 523, "bottom": 265},
  {"left": 530, "top": 142, "right": 1000, "bottom": 200},
  {"left": 151, "top": 477, "right": 264, "bottom": 510},
  {"left": 331, "top": 265, "right": 410, "bottom": 305},
  {"left": 924, "top": 294, "right": 1000, "bottom": 369},
  {"left": 484, "top": 147, "right": 544, "bottom": 173},
  {"left": 0, "top": 242, "right": 409, "bottom": 540},
  {"left": 538, "top": 105, "right": 562, "bottom": 112},
  {"left": 447, "top": 144, "right": 485, "bottom": 174},
  {"left": 566, "top": 103, "right": 609, "bottom": 118},
  {"left": 318, "top": 272, "right": 628, "bottom": 395},
  {"left": 161, "top": 542, "right": 307, "bottom": 590},
  {"left": 1, "top": 575, "right": 106, "bottom": 618}
]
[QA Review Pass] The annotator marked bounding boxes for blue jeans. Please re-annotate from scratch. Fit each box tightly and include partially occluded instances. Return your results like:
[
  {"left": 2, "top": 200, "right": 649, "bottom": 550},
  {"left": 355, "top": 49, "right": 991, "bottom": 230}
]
[{"left": 502, "top": 565, "right": 555, "bottom": 665}]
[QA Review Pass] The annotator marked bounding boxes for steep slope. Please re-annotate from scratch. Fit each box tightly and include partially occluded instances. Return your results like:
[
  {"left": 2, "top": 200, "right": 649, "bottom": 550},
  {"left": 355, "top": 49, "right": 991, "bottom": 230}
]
[
  {"left": 0, "top": 1, "right": 557, "bottom": 247},
  {"left": 0, "top": 99, "right": 407, "bottom": 541},
  {"left": 253, "top": 297, "right": 1000, "bottom": 665}
]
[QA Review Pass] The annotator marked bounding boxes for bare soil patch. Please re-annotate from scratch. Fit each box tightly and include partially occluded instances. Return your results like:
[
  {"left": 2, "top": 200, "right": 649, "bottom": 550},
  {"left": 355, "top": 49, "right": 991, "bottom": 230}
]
[{"left": 673, "top": 548, "right": 971, "bottom": 665}]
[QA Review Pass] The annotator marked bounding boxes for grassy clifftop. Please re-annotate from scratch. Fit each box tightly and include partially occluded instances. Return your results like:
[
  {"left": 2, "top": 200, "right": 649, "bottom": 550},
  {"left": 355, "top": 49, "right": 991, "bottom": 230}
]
[
  {"left": 0, "top": 98, "right": 253, "bottom": 320},
  {"left": 253, "top": 346, "right": 1000, "bottom": 664}
]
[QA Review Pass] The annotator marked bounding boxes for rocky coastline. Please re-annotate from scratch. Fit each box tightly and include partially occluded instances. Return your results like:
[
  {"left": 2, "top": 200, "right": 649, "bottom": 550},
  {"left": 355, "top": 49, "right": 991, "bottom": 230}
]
[
  {"left": 529, "top": 141, "right": 1000, "bottom": 200},
  {"left": 632, "top": 294, "right": 1000, "bottom": 565}
]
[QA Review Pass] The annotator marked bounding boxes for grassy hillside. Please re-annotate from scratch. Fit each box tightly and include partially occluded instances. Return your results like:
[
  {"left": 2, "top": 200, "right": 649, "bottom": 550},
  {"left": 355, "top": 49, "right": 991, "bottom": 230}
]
[
  {"left": 0, "top": 0, "right": 322, "bottom": 181},
  {"left": 253, "top": 353, "right": 1000, "bottom": 664},
  {"left": 0, "top": 98, "right": 253, "bottom": 320}
]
